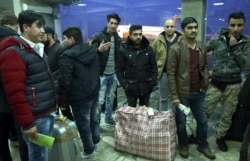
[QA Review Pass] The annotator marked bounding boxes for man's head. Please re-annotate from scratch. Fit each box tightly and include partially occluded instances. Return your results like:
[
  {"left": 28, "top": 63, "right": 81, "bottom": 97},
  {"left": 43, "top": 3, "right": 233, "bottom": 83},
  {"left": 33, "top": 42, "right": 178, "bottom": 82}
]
[
  {"left": 228, "top": 11, "right": 245, "bottom": 39},
  {"left": 164, "top": 19, "right": 176, "bottom": 37},
  {"left": 106, "top": 13, "right": 120, "bottom": 34},
  {"left": 129, "top": 25, "right": 143, "bottom": 46},
  {"left": 181, "top": 17, "right": 198, "bottom": 40},
  {"left": 0, "top": 11, "right": 19, "bottom": 32},
  {"left": 18, "top": 10, "right": 45, "bottom": 43},
  {"left": 62, "top": 27, "right": 83, "bottom": 47},
  {"left": 43, "top": 26, "right": 56, "bottom": 49}
]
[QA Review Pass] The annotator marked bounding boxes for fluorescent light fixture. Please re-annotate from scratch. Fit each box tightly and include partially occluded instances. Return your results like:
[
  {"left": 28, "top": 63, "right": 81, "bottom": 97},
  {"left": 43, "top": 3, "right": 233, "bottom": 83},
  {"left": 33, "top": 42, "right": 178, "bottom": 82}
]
[
  {"left": 77, "top": 3, "right": 86, "bottom": 6},
  {"left": 213, "top": 2, "right": 224, "bottom": 6},
  {"left": 177, "top": 7, "right": 182, "bottom": 10}
]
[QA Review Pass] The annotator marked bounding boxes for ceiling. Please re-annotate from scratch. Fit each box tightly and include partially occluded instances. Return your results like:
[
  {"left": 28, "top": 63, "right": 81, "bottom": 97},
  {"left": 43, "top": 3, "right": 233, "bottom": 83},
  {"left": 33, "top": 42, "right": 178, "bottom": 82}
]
[{"left": 1, "top": 0, "right": 249, "bottom": 36}]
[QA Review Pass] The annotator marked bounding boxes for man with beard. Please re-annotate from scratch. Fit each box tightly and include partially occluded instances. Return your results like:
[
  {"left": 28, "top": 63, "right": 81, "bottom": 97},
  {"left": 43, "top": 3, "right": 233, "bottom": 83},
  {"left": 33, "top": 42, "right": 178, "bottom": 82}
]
[
  {"left": 152, "top": 19, "right": 182, "bottom": 111},
  {"left": 43, "top": 27, "right": 74, "bottom": 121},
  {"left": 167, "top": 17, "right": 215, "bottom": 160},
  {"left": 115, "top": 25, "right": 157, "bottom": 107},
  {"left": 91, "top": 13, "right": 121, "bottom": 125},
  {"left": 205, "top": 11, "right": 250, "bottom": 152}
]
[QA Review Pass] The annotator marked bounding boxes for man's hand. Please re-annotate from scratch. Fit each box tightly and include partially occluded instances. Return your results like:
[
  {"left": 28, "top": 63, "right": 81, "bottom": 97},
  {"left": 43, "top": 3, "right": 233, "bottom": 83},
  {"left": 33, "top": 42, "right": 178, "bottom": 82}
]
[
  {"left": 229, "top": 34, "right": 237, "bottom": 46},
  {"left": 173, "top": 99, "right": 180, "bottom": 107},
  {"left": 98, "top": 40, "right": 112, "bottom": 53},
  {"left": 24, "top": 126, "right": 38, "bottom": 140}
]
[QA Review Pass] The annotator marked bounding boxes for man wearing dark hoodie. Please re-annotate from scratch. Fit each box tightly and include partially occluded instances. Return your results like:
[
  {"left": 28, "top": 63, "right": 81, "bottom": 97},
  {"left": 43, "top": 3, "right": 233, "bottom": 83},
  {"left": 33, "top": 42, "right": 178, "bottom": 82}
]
[
  {"left": 115, "top": 25, "right": 157, "bottom": 107},
  {"left": 205, "top": 11, "right": 250, "bottom": 152},
  {"left": 58, "top": 27, "right": 100, "bottom": 160}
]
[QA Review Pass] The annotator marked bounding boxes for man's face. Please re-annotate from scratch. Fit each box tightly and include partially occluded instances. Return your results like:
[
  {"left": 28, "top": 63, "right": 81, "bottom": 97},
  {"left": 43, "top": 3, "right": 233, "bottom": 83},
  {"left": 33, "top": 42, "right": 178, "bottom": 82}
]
[
  {"left": 107, "top": 18, "right": 119, "bottom": 34},
  {"left": 24, "top": 20, "right": 44, "bottom": 43},
  {"left": 164, "top": 20, "right": 176, "bottom": 36},
  {"left": 228, "top": 18, "right": 244, "bottom": 39},
  {"left": 129, "top": 29, "right": 143, "bottom": 45},
  {"left": 62, "top": 35, "right": 73, "bottom": 47},
  {"left": 182, "top": 22, "right": 198, "bottom": 40}
]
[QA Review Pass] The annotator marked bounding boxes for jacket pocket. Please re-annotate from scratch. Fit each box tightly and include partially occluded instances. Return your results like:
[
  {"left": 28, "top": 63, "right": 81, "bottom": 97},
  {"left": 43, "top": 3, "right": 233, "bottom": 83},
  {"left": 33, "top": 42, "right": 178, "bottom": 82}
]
[{"left": 125, "top": 80, "right": 138, "bottom": 96}]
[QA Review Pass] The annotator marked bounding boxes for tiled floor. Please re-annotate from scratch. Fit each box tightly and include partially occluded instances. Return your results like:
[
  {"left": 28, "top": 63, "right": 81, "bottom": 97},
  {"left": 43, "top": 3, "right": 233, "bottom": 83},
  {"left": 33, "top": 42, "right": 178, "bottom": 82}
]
[
  {"left": 10, "top": 114, "right": 241, "bottom": 161},
  {"left": 10, "top": 92, "right": 242, "bottom": 161}
]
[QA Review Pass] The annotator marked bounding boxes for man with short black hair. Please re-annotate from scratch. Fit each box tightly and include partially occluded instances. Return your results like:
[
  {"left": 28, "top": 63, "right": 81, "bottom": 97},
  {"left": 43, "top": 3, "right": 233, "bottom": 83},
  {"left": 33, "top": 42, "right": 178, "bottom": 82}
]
[
  {"left": 167, "top": 17, "right": 215, "bottom": 160},
  {"left": 116, "top": 25, "right": 157, "bottom": 107},
  {"left": 91, "top": 13, "right": 121, "bottom": 125},
  {"left": 58, "top": 27, "right": 100, "bottom": 160},
  {"left": 206, "top": 11, "right": 250, "bottom": 152},
  {"left": 0, "top": 10, "right": 57, "bottom": 161}
]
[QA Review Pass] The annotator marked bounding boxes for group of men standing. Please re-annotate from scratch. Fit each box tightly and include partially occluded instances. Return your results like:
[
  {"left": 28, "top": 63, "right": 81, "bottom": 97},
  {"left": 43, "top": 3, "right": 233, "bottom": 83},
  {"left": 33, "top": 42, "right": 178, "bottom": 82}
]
[{"left": 0, "top": 8, "right": 250, "bottom": 161}]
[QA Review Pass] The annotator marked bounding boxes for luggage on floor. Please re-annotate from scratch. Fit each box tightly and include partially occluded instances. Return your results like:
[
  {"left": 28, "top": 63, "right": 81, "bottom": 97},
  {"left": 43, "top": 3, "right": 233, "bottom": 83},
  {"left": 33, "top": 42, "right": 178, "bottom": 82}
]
[
  {"left": 227, "top": 104, "right": 250, "bottom": 141},
  {"left": 48, "top": 115, "right": 81, "bottom": 161},
  {"left": 115, "top": 106, "right": 176, "bottom": 161}
]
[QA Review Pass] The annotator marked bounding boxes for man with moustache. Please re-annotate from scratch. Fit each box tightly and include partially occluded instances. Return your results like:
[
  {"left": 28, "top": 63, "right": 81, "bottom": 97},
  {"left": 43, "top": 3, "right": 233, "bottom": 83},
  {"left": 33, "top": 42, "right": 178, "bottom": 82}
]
[
  {"left": 152, "top": 18, "right": 182, "bottom": 111},
  {"left": 115, "top": 25, "right": 157, "bottom": 107},
  {"left": 167, "top": 17, "right": 215, "bottom": 160},
  {"left": 206, "top": 11, "right": 250, "bottom": 152}
]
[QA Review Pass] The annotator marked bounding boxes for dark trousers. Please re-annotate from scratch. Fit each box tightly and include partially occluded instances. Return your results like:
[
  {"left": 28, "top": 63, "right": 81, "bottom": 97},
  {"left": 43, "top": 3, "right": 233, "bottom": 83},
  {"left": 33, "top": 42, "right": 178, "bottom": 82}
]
[
  {"left": 0, "top": 112, "right": 28, "bottom": 161},
  {"left": 0, "top": 112, "right": 13, "bottom": 161},
  {"left": 126, "top": 92, "right": 151, "bottom": 107}
]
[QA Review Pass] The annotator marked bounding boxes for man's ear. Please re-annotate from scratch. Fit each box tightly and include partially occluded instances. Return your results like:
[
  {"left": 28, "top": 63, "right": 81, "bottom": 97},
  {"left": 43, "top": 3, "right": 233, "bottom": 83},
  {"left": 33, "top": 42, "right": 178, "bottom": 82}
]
[
  {"left": 70, "top": 36, "right": 75, "bottom": 43},
  {"left": 47, "top": 33, "right": 53, "bottom": 39},
  {"left": 22, "top": 24, "right": 29, "bottom": 32}
]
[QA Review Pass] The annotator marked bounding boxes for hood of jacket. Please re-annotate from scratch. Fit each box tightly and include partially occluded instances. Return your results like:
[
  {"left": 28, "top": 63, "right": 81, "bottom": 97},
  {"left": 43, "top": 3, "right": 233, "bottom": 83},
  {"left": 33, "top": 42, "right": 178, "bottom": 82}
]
[
  {"left": 0, "top": 36, "right": 35, "bottom": 54},
  {"left": 61, "top": 42, "right": 96, "bottom": 66},
  {"left": 160, "top": 30, "right": 182, "bottom": 38},
  {"left": 123, "top": 36, "right": 150, "bottom": 49},
  {"left": 155, "top": 30, "right": 182, "bottom": 43},
  {"left": 0, "top": 26, "right": 19, "bottom": 42}
]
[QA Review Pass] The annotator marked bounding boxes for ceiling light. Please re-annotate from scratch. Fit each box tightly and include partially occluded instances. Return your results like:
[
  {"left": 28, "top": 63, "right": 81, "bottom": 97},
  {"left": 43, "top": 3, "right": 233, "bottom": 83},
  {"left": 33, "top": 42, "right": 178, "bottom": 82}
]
[
  {"left": 77, "top": 3, "right": 86, "bottom": 6},
  {"left": 213, "top": 2, "right": 224, "bottom": 6},
  {"left": 177, "top": 7, "right": 182, "bottom": 10}
]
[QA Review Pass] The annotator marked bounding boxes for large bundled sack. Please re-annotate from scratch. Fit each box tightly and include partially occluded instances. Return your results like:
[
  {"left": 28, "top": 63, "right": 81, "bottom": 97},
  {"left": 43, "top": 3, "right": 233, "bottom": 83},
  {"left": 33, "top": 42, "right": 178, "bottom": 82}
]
[{"left": 115, "top": 106, "right": 176, "bottom": 161}]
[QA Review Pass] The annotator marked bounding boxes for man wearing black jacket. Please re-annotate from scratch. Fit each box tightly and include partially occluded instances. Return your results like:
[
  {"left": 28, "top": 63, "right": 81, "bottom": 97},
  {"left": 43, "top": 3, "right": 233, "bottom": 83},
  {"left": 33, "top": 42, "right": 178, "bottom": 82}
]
[
  {"left": 115, "top": 25, "right": 157, "bottom": 107},
  {"left": 91, "top": 13, "right": 121, "bottom": 125},
  {"left": 58, "top": 27, "right": 100, "bottom": 160},
  {"left": 42, "top": 26, "right": 74, "bottom": 121}
]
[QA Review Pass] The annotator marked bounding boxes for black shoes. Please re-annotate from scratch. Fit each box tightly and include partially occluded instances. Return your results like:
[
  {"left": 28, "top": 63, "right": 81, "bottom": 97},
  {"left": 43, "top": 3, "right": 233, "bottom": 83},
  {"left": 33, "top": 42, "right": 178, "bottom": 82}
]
[
  {"left": 197, "top": 146, "right": 216, "bottom": 160},
  {"left": 105, "top": 117, "right": 116, "bottom": 126},
  {"left": 179, "top": 147, "right": 189, "bottom": 159},
  {"left": 216, "top": 137, "right": 228, "bottom": 152}
]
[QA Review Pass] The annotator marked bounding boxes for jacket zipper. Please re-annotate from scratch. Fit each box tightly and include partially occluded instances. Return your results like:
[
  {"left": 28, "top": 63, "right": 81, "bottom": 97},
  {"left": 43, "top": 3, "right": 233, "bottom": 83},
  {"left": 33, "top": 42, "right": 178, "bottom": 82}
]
[{"left": 31, "top": 87, "right": 37, "bottom": 108}]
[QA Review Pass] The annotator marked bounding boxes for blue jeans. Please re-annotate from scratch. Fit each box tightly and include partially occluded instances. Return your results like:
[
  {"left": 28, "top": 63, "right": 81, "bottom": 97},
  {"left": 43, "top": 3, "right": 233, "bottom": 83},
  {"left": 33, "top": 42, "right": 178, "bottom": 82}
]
[
  {"left": 71, "top": 96, "right": 100, "bottom": 154},
  {"left": 99, "top": 74, "right": 117, "bottom": 119},
  {"left": 21, "top": 114, "right": 54, "bottom": 161},
  {"left": 176, "top": 91, "right": 208, "bottom": 149},
  {"left": 159, "top": 72, "right": 169, "bottom": 111}
]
